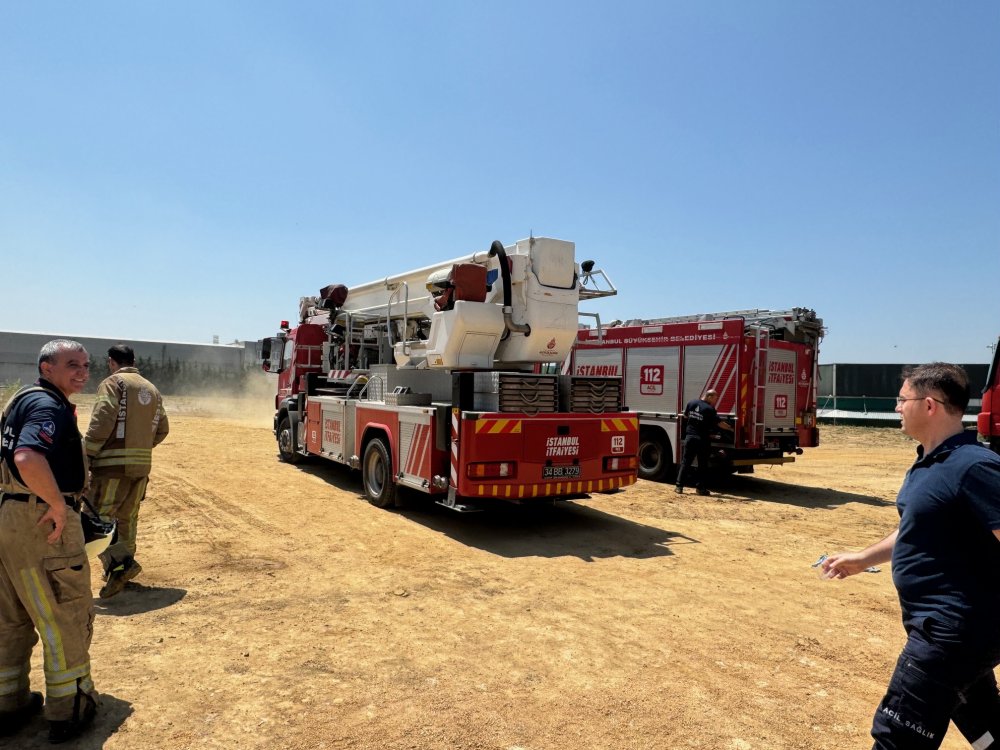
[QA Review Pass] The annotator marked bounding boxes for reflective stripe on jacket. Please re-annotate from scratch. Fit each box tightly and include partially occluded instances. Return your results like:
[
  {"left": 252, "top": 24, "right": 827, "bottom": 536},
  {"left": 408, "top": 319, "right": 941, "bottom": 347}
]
[{"left": 85, "top": 368, "right": 169, "bottom": 477}]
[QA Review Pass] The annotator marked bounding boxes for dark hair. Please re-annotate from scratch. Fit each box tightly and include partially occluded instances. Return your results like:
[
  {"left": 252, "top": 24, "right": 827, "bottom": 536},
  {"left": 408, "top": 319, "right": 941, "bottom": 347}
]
[
  {"left": 108, "top": 344, "right": 135, "bottom": 367},
  {"left": 902, "top": 362, "right": 970, "bottom": 415}
]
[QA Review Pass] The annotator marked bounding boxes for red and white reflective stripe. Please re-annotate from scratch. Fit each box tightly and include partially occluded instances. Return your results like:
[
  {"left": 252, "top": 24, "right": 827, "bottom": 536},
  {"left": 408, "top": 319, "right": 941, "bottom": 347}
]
[
  {"left": 450, "top": 411, "right": 459, "bottom": 487},
  {"left": 705, "top": 344, "right": 737, "bottom": 411},
  {"left": 327, "top": 370, "right": 353, "bottom": 380},
  {"left": 717, "top": 345, "right": 738, "bottom": 410},
  {"left": 404, "top": 424, "right": 431, "bottom": 477},
  {"left": 561, "top": 353, "right": 572, "bottom": 375},
  {"left": 739, "top": 373, "right": 749, "bottom": 422}
]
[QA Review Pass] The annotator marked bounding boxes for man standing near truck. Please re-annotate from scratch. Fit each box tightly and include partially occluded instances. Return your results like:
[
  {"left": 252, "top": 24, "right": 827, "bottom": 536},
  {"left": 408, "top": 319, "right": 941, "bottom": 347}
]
[
  {"left": 822, "top": 362, "right": 1000, "bottom": 748},
  {"left": 85, "top": 344, "right": 169, "bottom": 599},
  {"left": 675, "top": 388, "right": 733, "bottom": 496}
]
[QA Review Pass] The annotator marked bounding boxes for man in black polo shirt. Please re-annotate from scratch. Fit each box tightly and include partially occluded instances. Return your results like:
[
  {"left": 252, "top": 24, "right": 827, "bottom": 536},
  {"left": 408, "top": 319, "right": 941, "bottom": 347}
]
[
  {"left": 822, "top": 362, "right": 1000, "bottom": 749},
  {"left": 675, "top": 388, "right": 733, "bottom": 496},
  {"left": 0, "top": 339, "right": 99, "bottom": 743}
]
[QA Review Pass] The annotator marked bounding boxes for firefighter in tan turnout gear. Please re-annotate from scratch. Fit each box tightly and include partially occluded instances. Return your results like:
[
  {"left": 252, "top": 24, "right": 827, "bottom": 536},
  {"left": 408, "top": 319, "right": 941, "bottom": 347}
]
[
  {"left": 84, "top": 345, "right": 169, "bottom": 599},
  {"left": 0, "top": 339, "right": 100, "bottom": 744}
]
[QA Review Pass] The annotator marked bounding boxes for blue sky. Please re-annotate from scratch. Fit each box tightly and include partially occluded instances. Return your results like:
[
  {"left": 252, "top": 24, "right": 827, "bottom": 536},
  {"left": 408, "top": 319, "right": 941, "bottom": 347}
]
[{"left": 2, "top": 2, "right": 997, "bottom": 364}]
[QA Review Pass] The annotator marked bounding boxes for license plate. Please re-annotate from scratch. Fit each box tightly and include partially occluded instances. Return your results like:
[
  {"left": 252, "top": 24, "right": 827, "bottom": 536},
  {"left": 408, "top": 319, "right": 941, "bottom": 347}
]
[{"left": 542, "top": 465, "right": 581, "bottom": 479}]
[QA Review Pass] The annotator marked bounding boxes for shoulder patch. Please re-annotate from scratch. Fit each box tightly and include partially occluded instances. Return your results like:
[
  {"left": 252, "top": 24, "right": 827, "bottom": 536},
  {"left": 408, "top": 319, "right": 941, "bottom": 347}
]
[
  {"left": 39, "top": 420, "right": 56, "bottom": 444},
  {"left": 138, "top": 386, "right": 152, "bottom": 406}
]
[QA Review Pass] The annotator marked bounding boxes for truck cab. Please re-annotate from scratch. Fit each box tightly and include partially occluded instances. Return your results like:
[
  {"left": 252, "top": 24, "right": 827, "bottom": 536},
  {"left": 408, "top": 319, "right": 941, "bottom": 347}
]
[{"left": 978, "top": 336, "right": 1000, "bottom": 454}]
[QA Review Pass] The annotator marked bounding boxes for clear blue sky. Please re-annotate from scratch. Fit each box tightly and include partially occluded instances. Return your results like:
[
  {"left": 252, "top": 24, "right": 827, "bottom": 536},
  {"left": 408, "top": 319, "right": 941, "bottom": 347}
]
[{"left": 2, "top": 2, "right": 997, "bottom": 364}]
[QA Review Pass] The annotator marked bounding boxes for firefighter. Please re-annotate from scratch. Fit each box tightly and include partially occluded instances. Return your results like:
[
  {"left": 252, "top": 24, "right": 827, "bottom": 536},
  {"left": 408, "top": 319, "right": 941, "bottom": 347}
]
[
  {"left": 84, "top": 344, "right": 169, "bottom": 599},
  {"left": 0, "top": 339, "right": 99, "bottom": 743},
  {"left": 675, "top": 388, "right": 733, "bottom": 496}
]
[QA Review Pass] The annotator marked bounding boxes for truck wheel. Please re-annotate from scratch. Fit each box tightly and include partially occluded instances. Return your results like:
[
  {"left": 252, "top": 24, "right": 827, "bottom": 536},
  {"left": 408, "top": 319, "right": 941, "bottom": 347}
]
[
  {"left": 638, "top": 428, "right": 672, "bottom": 483},
  {"left": 277, "top": 415, "right": 302, "bottom": 464},
  {"left": 362, "top": 438, "right": 397, "bottom": 508}
]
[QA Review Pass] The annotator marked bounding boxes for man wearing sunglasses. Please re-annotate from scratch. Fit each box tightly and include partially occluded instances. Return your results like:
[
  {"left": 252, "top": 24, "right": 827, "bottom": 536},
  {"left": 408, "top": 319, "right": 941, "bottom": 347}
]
[{"left": 822, "top": 362, "right": 1000, "bottom": 749}]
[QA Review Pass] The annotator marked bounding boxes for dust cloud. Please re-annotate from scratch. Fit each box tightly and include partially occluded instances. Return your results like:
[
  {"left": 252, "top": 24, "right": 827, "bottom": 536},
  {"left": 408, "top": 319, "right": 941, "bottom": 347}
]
[{"left": 162, "top": 372, "right": 277, "bottom": 428}]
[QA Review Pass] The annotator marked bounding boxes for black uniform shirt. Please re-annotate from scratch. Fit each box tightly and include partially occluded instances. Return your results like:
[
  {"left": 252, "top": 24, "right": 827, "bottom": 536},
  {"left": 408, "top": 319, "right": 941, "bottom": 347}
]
[
  {"left": 892, "top": 430, "right": 1000, "bottom": 645},
  {"left": 683, "top": 398, "right": 720, "bottom": 440},
  {"left": 1, "top": 379, "right": 86, "bottom": 493}
]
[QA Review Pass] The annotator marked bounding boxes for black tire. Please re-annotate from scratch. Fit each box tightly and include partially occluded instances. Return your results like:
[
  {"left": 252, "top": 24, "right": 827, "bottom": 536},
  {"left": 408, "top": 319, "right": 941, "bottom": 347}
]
[
  {"left": 362, "top": 438, "right": 397, "bottom": 508},
  {"left": 277, "top": 414, "right": 302, "bottom": 464},
  {"left": 638, "top": 428, "right": 673, "bottom": 483}
]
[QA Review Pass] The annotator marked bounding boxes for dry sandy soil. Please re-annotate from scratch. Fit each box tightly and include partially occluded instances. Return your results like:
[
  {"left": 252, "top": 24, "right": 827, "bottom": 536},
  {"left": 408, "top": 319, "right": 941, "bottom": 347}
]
[{"left": 8, "top": 390, "right": 985, "bottom": 750}]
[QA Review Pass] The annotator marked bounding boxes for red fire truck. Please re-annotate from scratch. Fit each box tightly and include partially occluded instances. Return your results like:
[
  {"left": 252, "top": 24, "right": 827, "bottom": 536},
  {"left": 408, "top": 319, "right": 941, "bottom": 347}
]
[
  {"left": 260, "top": 237, "right": 638, "bottom": 511},
  {"left": 567, "top": 309, "right": 824, "bottom": 482},
  {"left": 978, "top": 336, "right": 1000, "bottom": 454}
]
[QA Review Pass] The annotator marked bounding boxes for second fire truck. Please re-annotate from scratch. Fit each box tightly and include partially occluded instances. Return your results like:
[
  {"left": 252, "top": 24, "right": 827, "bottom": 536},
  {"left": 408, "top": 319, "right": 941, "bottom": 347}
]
[
  {"left": 567, "top": 308, "right": 825, "bottom": 482},
  {"left": 260, "top": 237, "right": 638, "bottom": 510}
]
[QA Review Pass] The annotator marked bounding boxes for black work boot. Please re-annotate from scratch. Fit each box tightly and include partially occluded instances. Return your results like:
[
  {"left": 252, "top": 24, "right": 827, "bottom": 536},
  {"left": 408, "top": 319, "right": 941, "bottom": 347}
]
[
  {"left": 48, "top": 692, "right": 97, "bottom": 744},
  {"left": 0, "top": 691, "right": 43, "bottom": 736},
  {"left": 99, "top": 557, "right": 142, "bottom": 599}
]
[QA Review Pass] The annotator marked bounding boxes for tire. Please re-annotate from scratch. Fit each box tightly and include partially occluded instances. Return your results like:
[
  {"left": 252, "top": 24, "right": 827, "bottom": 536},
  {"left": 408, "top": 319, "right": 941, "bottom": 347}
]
[
  {"left": 638, "top": 428, "right": 673, "bottom": 483},
  {"left": 277, "top": 414, "right": 302, "bottom": 464},
  {"left": 362, "top": 438, "right": 397, "bottom": 508}
]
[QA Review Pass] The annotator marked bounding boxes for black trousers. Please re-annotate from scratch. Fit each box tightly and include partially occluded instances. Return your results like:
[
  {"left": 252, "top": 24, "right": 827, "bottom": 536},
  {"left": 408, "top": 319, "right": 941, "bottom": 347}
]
[
  {"left": 676, "top": 435, "right": 710, "bottom": 489},
  {"left": 871, "top": 620, "right": 1000, "bottom": 749}
]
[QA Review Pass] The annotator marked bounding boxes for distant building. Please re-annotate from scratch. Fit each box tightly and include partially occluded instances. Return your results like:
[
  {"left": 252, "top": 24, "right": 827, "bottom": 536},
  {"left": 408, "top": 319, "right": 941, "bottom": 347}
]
[
  {"left": 0, "top": 330, "right": 258, "bottom": 393},
  {"left": 817, "top": 362, "right": 987, "bottom": 425}
]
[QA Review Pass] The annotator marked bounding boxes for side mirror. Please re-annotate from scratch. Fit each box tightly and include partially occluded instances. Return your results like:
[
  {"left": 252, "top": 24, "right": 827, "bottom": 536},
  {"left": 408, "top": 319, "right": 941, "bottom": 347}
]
[{"left": 259, "top": 337, "right": 285, "bottom": 373}]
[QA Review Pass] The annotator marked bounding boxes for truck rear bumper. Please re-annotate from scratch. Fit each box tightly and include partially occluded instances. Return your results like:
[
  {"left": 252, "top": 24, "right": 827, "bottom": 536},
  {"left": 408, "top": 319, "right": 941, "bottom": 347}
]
[
  {"left": 729, "top": 456, "right": 796, "bottom": 467},
  {"left": 459, "top": 473, "right": 636, "bottom": 501}
]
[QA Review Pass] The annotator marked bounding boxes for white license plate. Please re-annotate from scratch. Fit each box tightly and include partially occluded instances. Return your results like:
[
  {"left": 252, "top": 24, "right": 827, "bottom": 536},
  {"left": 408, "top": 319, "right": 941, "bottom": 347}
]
[{"left": 543, "top": 465, "right": 581, "bottom": 479}]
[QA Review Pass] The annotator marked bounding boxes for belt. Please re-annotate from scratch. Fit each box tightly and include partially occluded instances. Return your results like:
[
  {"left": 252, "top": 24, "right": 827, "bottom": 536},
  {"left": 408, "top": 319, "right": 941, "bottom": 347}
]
[{"left": 1, "top": 493, "right": 81, "bottom": 511}]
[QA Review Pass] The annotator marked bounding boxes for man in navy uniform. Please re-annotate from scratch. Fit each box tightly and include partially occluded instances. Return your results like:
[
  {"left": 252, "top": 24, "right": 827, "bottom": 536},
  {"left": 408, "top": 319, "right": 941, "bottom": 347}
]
[
  {"left": 823, "top": 362, "right": 1000, "bottom": 749},
  {"left": 675, "top": 388, "right": 733, "bottom": 496}
]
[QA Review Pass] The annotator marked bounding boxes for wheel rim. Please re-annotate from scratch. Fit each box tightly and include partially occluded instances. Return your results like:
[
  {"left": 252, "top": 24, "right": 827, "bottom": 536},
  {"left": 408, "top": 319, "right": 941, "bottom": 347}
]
[
  {"left": 639, "top": 441, "right": 661, "bottom": 473},
  {"left": 278, "top": 425, "right": 293, "bottom": 456},
  {"left": 366, "top": 448, "right": 386, "bottom": 496}
]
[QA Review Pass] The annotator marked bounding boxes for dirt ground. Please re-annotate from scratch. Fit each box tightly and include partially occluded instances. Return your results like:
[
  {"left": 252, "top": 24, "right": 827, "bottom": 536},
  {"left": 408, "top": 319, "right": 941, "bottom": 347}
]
[{"left": 8, "top": 391, "right": 984, "bottom": 750}]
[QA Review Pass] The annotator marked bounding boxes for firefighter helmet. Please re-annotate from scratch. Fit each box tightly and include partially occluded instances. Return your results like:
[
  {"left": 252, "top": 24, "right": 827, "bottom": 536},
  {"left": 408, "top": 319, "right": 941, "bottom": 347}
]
[{"left": 80, "top": 510, "right": 116, "bottom": 558}]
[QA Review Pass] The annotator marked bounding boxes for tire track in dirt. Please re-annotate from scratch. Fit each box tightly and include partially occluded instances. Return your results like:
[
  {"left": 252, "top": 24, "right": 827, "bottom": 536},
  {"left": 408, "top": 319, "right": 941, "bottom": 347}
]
[{"left": 148, "top": 468, "right": 300, "bottom": 573}]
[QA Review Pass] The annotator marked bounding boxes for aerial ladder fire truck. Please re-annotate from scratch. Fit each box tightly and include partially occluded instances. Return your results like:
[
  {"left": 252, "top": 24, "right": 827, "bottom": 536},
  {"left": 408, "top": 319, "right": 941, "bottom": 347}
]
[
  {"left": 260, "top": 237, "right": 638, "bottom": 510},
  {"left": 566, "top": 308, "right": 824, "bottom": 482}
]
